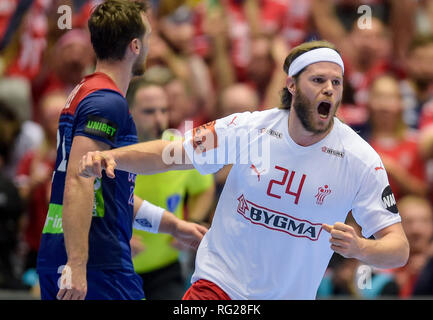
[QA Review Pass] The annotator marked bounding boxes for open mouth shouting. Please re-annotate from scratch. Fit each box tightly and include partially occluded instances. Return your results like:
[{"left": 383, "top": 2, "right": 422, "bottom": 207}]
[{"left": 317, "top": 100, "right": 332, "bottom": 120}]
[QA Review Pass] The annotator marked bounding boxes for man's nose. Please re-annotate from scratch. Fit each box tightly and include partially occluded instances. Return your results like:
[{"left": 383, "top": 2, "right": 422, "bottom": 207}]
[
  {"left": 322, "top": 80, "right": 334, "bottom": 96},
  {"left": 155, "top": 110, "right": 166, "bottom": 123}
]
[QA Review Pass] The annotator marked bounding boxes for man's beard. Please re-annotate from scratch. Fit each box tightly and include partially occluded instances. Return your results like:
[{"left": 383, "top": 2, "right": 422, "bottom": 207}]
[
  {"left": 292, "top": 88, "right": 338, "bottom": 134},
  {"left": 132, "top": 48, "right": 147, "bottom": 76},
  {"left": 132, "top": 57, "right": 145, "bottom": 76}
]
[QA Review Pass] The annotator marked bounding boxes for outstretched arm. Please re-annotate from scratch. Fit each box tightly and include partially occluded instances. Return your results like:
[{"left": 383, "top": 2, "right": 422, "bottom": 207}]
[{"left": 79, "top": 139, "right": 194, "bottom": 178}]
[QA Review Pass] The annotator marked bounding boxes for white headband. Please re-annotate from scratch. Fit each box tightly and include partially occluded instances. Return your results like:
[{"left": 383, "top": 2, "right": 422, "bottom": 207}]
[{"left": 288, "top": 47, "right": 344, "bottom": 76}]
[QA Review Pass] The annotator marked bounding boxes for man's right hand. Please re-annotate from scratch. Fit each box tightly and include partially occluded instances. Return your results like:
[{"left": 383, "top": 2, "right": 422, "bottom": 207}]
[
  {"left": 56, "top": 264, "right": 87, "bottom": 300},
  {"left": 79, "top": 151, "right": 117, "bottom": 179}
]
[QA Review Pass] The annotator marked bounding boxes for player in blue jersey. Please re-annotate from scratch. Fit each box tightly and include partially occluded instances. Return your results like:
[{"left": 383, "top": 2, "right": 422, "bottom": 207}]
[{"left": 36, "top": 0, "right": 207, "bottom": 300}]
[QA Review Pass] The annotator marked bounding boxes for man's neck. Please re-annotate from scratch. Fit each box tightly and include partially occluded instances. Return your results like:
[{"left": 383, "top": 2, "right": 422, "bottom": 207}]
[
  {"left": 288, "top": 112, "right": 333, "bottom": 147},
  {"left": 94, "top": 60, "right": 132, "bottom": 96}
]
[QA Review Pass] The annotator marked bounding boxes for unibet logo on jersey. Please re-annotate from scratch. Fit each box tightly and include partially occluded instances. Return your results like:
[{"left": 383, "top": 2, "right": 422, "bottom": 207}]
[{"left": 84, "top": 115, "right": 118, "bottom": 143}]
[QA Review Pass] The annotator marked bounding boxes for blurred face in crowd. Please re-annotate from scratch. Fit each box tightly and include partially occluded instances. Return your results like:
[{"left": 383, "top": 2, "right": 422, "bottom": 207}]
[
  {"left": 399, "top": 198, "right": 433, "bottom": 255},
  {"left": 54, "top": 39, "right": 94, "bottom": 85},
  {"left": 130, "top": 85, "right": 168, "bottom": 141},
  {"left": 165, "top": 79, "right": 195, "bottom": 128},
  {"left": 288, "top": 62, "right": 343, "bottom": 134},
  {"left": 349, "top": 18, "right": 391, "bottom": 69},
  {"left": 40, "top": 92, "right": 67, "bottom": 140},
  {"left": 159, "top": 9, "right": 194, "bottom": 54},
  {"left": 247, "top": 37, "right": 274, "bottom": 88},
  {"left": 368, "top": 75, "right": 403, "bottom": 133},
  {"left": 407, "top": 42, "right": 433, "bottom": 86},
  {"left": 220, "top": 84, "right": 259, "bottom": 117}
]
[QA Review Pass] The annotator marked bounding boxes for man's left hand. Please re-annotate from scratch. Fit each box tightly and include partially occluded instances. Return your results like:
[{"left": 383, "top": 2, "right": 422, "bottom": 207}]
[{"left": 322, "top": 222, "right": 364, "bottom": 259}]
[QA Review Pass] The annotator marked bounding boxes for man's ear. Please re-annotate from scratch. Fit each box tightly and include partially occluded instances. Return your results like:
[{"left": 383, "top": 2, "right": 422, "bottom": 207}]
[
  {"left": 130, "top": 38, "right": 140, "bottom": 55},
  {"left": 286, "top": 76, "right": 296, "bottom": 96}
]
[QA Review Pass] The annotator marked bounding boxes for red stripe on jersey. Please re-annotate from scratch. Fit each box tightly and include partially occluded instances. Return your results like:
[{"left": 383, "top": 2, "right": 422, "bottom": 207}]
[{"left": 62, "top": 72, "right": 122, "bottom": 116}]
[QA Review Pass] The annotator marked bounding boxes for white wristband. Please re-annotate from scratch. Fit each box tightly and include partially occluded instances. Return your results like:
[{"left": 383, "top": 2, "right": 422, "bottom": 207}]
[{"left": 133, "top": 200, "right": 165, "bottom": 233}]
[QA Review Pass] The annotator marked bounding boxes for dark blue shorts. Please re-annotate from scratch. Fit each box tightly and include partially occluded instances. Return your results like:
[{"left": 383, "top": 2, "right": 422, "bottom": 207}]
[{"left": 38, "top": 269, "right": 145, "bottom": 300}]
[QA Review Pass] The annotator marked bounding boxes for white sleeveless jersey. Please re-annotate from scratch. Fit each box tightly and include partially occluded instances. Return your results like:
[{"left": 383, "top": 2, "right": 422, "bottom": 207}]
[{"left": 183, "top": 108, "right": 401, "bottom": 300}]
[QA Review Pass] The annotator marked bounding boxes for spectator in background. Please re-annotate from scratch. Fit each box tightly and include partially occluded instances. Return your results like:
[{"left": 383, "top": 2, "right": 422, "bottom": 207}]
[
  {"left": 0, "top": 80, "right": 44, "bottom": 180},
  {"left": 367, "top": 74, "right": 427, "bottom": 201},
  {"left": 312, "top": 1, "right": 398, "bottom": 133},
  {"left": 244, "top": 35, "right": 275, "bottom": 104},
  {"left": 136, "top": 65, "right": 207, "bottom": 133},
  {"left": 15, "top": 90, "right": 66, "bottom": 272},
  {"left": 126, "top": 77, "right": 214, "bottom": 299},
  {"left": 393, "top": 195, "right": 433, "bottom": 298},
  {"left": 1, "top": 0, "right": 51, "bottom": 81},
  {"left": 413, "top": 0, "right": 433, "bottom": 36},
  {"left": 317, "top": 254, "right": 399, "bottom": 299},
  {"left": 317, "top": 213, "right": 399, "bottom": 299},
  {"left": 217, "top": 83, "right": 259, "bottom": 117},
  {"left": 0, "top": 100, "right": 26, "bottom": 290},
  {"left": 202, "top": 2, "right": 290, "bottom": 110},
  {"left": 165, "top": 76, "right": 204, "bottom": 133},
  {"left": 402, "top": 34, "right": 433, "bottom": 129},
  {"left": 150, "top": 5, "right": 215, "bottom": 125},
  {"left": 245, "top": 34, "right": 291, "bottom": 109},
  {"left": 214, "top": 0, "right": 289, "bottom": 81},
  {"left": 212, "top": 83, "right": 259, "bottom": 213},
  {"left": 32, "top": 28, "right": 94, "bottom": 122}
]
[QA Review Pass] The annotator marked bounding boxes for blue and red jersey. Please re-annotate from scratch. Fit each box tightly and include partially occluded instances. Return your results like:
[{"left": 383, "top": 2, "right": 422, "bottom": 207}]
[{"left": 37, "top": 72, "right": 138, "bottom": 272}]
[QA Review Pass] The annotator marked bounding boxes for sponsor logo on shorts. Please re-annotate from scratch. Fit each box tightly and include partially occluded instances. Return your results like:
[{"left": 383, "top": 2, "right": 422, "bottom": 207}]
[
  {"left": 321, "top": 146, "right": 344, "bottom": 158},
  {"left": 382, "top": 185, "right": 398, "bottom": 214},
  {"left": 236, "top": 195, "right": 323, "bottom": 241}
]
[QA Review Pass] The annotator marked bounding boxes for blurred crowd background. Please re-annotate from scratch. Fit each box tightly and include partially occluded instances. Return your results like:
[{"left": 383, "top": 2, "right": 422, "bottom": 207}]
[{"left": 1, "top": 0, "right": 433, "bottom": 300}]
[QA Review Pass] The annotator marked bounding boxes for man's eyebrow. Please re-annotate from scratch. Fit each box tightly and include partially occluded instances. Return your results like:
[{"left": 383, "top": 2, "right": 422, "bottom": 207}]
[{"left": 309, "top": 74, "right": 343, "bottom": 80}]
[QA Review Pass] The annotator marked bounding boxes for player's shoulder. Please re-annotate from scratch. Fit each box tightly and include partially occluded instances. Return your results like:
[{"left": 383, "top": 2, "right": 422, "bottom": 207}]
[
  {"left": 333, "top": 118, "right": 382, "bottom": 167},
  {"left": 83, "top": 88, "right": 126, "bottom": 106},
  {"left": 77, "top": 88, "right": 128, "bottom": 118},
  {"left": 228, "top": 107, "right": 286, "bottom": 125}
]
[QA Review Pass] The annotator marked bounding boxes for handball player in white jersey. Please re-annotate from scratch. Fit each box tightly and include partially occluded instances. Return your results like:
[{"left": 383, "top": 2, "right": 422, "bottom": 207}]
[{"left": 78, "top": 40, "right": 409, "bottom": 300}]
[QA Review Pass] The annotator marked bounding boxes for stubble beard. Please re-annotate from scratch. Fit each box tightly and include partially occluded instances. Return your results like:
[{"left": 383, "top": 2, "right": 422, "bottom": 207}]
[
  {"left": 292, "top": 88, "right": 338, "bottom": 134},
  {"left": 131, "top": 44, "right": 147, "bottom": 76}
]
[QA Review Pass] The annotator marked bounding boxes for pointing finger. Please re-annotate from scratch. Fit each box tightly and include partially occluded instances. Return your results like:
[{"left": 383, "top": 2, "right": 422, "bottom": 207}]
[
  {"left": 322, "top": 224, "right": 333, "bottom": 233},
  {"left": 333, "top": 222, "right": 353, "bottom": 232}
]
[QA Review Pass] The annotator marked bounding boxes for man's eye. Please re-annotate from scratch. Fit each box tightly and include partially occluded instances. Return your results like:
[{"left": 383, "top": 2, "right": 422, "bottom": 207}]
[
  {"left": 313, "top": 78, "right": 324, "bottom": 83},
  {"left": 332, "top": 80, "right": 341, "bottom": 86}
]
